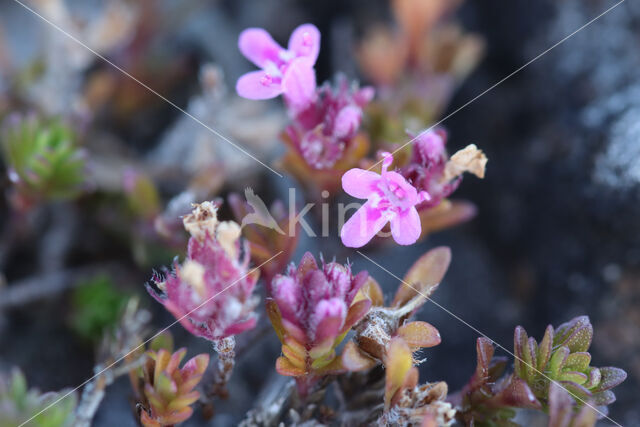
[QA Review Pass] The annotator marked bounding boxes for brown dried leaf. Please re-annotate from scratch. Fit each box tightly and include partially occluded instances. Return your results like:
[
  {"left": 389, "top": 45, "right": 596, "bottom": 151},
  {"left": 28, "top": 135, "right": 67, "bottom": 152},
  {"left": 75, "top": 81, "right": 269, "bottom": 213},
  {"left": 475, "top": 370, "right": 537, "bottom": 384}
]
[{"left": 442, "top": 144, "right": 487, "bottom": 181}]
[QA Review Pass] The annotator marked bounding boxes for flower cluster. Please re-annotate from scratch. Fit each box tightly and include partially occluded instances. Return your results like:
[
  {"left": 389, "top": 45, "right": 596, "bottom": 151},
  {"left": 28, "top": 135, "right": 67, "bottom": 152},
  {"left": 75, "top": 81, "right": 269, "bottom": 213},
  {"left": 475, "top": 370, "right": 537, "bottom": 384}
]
[
  {"left": 267, "top": 252, "right": 371, "bottom": 396},
  {"left": 146, "top": 201, "right": 259, "bottom": 342},
  {"left": 284, "top": 77, "right": 374, "bottom": 170}
]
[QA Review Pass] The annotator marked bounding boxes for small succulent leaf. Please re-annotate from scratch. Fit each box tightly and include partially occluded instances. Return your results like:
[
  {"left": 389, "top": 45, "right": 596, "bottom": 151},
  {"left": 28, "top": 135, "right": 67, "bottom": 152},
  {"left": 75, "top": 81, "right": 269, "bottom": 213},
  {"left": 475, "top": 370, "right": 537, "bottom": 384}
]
[
  {"left": 354, "top": 276, "right": 384, "bottom": 306},
  {"left": 564, "top": 352, "right": 591, "bottom": 372},
  {"left": 418, "top": 199, "right": 477, "bottom": 238},
  {"left": 315, "top": 354, "right": 346, "bottom": 375},
  {"left": 474, "top": 337, "right": 495, "bottom": 382},
  {"left": 166, "top": 348, "right": 187, "bottom": 375},
  {"left": 284, "top": 336, "right": 306, "bottom": 355},
  {"left": 276, "top": 356, "right": 306, "bottom": 377},
  {"left": 584, "top": 367, "right": 601, "bottom": 389},
  {"left": 266, "top": 298, "right": 286, "bottom": 343},
  {"left": 180, "top": 353, "right": 210, "bottom": 379},
  {"left": 144, "top": 384, "right": 165, "bottom": 410},
  {"left": 342, "top": 341, "right": 377, "bottom": 371},
  {"left": 513, "top": 326, "right": 528, "bottom": 379},
  {"left": 153, "top": 350, "right": 171, "bottom": 385},
  {"left": 282, "top": 344, "right": 306, "bottom": 369},
  {"left": 559, "top": 380, "right": 592, "bottom": 400},
  {"left": 309, "top": 338, "right": 335, "bottom": 361},
  {"left": 549, "top": 347, "right": 570, "bottom": 379},
  {"left": 491, "top": 376, "right": 542, "bottom": 410},
  {"left": 167, "top": 390, "right": 200, "bottom": 411},
  {"left": 140, "top": 411, "right": 162, "bottom": 427},
  {"left": 396, "top": 321, "right": 441, "bottom": 349},
  {"left": 311, "top": 350, "right": 336, "bottom": 370},
  {"left": 593, "top": 367, "right": 627, "bottom": 392},
  {"left": 591, "top": 390, "right": 616, "bottom": 406},
  {"left": 163, "top": 406, "right": 194, "bottom": 424},
  {"left": 528, "top": 337, "right": 538, "bottom": 371},
  {"left": 558, "top": 371, "right": 588, "bottom": 385},
  {"left": 392, "top": 246, "right": 451, "bottom": 307},
  {"left": 384, "top": 337, "right": 413, "bottom": 410},
  {"left": 341, "top": 299, "right": 372, "bottom": 335},
  {"left": 572, "top": 403, "right": 598, "bottom": 427},
  {"left": 554, "top": 316, "right": 593, "bottom": 353},
  {"left": 155, "top": 372, "right": 178, "bottom": 401},
  {"left": 548, "top": 381, "right": 575, "bottom": 427}
]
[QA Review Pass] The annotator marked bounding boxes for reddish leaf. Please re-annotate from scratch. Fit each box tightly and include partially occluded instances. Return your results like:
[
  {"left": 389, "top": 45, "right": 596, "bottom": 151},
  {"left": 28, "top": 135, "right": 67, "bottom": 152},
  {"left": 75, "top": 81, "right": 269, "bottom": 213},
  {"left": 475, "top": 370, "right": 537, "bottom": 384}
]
[
  {"left": 396, "top": 321, "right": 441, "bottom": 349},
  {"left": 393, "top": 246, "right": 451, "bottom": 307}
]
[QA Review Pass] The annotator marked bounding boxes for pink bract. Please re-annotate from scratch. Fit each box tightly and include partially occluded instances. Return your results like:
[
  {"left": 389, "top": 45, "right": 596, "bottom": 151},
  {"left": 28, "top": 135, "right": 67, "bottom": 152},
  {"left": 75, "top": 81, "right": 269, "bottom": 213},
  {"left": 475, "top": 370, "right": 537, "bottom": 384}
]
[{"left": 341, "top": 152, "right": 430, "bottom": 247}]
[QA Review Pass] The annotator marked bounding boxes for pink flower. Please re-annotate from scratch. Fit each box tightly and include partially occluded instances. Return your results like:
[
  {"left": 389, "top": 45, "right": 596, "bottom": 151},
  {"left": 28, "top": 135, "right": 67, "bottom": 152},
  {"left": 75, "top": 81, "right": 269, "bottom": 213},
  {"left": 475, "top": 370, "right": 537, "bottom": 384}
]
[
  {"left": 147, "top": 203, "right": 259, "bottom": 341},
  {"left": 236, "top": 23, "right": 321, "bottom": 113},
  {"left": 286, "top": 78, "right": 374, "bottom": 169},
  {"left": 341, "top": 152, "right": 430, "bottom": 247},
  {"left": 400, "top": 128, "right": 460, "bottom": 208},
  {"left": 400, "top": 129, "right": 487, "bottom": 209}
]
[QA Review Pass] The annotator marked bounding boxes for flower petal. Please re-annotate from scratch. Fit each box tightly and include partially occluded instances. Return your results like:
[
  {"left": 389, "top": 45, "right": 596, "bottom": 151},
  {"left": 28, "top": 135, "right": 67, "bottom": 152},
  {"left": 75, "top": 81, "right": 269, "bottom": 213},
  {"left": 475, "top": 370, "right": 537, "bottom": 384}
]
[
  {"left": 340, "top": 199, "right": 388, "bottom": 248},
  {"left": 282, "top": 57, "right": 316, "bottom": 113},
  {"left": 390, "top": 207, "right": 421, "bottom": 245},
  {"left": 288, "top": 23, "right": 321, "bottom": 64},
  {"left": 238, "top": 28, "right": 283, "bottom": 68},
  {"left": 236, "top": 71, "right": 283, "bottom": 100},
  {"left": 342, "top": 168, "right": 380, "bottom": 199}
]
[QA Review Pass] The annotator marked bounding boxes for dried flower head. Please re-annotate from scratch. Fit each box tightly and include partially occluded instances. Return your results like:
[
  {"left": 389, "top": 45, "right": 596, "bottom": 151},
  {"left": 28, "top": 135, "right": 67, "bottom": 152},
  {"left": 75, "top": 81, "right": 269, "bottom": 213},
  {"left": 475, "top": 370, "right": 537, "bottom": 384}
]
[
  {"left": 146, "top": 202, "right": 259, "bottom": 342},
  {"left": 267, "top": 252, "right": 371, "bottom": 396}
]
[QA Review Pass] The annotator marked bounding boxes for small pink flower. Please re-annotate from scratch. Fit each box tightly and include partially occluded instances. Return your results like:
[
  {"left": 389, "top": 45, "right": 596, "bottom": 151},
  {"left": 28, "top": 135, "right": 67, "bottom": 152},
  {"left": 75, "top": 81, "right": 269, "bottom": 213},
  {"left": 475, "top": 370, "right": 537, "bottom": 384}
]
[
  {"left": 236, "top": 24, "right": 320, "bottom": 112},
  {"left": 341, "top": 152, "right": 430, "bottom": 247},
  {"left": 401, "top": 128, "right": 460, "bottom": 209}
]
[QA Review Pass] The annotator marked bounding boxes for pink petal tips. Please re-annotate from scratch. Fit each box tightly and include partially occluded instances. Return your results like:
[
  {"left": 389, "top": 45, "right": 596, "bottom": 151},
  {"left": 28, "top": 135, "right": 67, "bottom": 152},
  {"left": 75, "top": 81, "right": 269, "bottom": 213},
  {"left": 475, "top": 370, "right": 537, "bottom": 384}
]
[
  {"left": 340, "top": 152, "right": 430, "bottom": 248},
  {"left": 236, "top": 23, "right": 320, "bottom": 111}
]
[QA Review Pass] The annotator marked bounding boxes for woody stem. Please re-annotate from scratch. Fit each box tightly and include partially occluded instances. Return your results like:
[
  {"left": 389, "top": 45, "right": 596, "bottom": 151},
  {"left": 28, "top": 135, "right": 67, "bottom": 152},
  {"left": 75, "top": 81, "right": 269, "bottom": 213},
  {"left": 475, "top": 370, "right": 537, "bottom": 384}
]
[{"left": 211, "top": 336, "right": 236, "bottom": 398}]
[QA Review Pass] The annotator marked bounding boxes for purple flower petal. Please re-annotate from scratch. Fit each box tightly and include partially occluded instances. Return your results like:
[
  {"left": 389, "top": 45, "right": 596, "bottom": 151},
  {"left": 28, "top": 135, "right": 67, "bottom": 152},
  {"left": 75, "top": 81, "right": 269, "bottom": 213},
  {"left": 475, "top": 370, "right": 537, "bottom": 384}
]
[
  {"left": 288, "top": 23, "right": 321, "bottom": 64},
  {"left": 236, "top": 71, "right": 283, "bottom": 100},
  {"left": 342, "top": 168, "right": 380, "bottom": 199},
  {"left": 238, "top": 28, "right": 284, "bottom": 68},
  {"left": 340, "top": 199, "right": 388, "bottom": 248},
  {"left": 390, "top": 207, "right": 421, "bottom": 245},
  {"left": 282, "top": 57, "right": 317, "bottom": 113}
]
